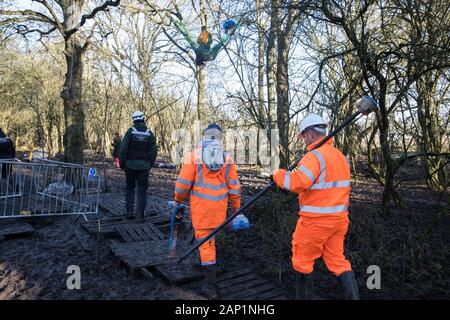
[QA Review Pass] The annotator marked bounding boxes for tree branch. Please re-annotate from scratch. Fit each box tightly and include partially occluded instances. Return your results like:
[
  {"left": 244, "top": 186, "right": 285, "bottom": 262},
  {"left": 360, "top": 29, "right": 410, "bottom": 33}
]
[
  {"left": 65, "top": 0, "right": 121, "bottom": 40},
  {"left": 33, "top": 0, "right": 65, "bottom": 34},
  {"left": 0, "top": 9, "right": 57, "bottom": 26}
]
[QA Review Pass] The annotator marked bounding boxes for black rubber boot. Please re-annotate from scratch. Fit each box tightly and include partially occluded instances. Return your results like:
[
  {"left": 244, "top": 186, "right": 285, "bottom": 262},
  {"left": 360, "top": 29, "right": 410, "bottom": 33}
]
[
  {"left": 295, "top": 272, "right": 314, "bottom": 300},
  {"left": 125, "top": 188, "right": 135, "bottom": 220},
  {"left": 338, "top": 271, "right": 360, "bottom": 300},
  {"left": 191, "top": 252, "right": 203, "bottom": 270},
  {"left": 136, "top": 212, "right": 146, "bottom": 223},
  {"left": 202, "top": 265, "right": 218, "bottom": 300}
]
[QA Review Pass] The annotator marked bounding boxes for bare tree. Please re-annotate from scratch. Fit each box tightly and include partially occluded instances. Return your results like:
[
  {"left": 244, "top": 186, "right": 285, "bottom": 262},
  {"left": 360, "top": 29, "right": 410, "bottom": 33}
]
[{"left": 0, "top": 0, "right": 121, "bottom": 164}]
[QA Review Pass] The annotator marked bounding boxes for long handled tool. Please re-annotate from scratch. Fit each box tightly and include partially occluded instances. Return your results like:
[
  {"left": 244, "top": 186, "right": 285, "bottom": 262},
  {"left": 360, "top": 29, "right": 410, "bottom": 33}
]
[
  {"left": 168, "top": 204, "right": 186, "bottom": 258},
  {"left": 177, "top": 96, "right": 378, "bottom": 263}
]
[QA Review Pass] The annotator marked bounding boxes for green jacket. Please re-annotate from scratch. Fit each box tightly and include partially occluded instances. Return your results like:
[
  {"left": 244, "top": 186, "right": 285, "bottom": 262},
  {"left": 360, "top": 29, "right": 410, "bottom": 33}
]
[{"left": 119, "top": 123, "right": 157, "bottom": 170}]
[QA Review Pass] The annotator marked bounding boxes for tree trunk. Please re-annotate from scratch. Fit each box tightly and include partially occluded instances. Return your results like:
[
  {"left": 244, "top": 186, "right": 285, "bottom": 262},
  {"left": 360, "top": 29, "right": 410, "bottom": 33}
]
[
  {"left": 266, "top": 0, "right": 278, "bottom": 132},
  {"left": 257, "top": 0, "right": 266, "bottom": 127},
  {"left": 416, "top": 73, "right": 447, "bottom": 191},
  {"left": 57, "top": 122, "right": 63, "bottom": 155},
  {"left": 276, "top": 29, "right": 291, "bottom": 168},
  {"left": 378, "top": 83, "right": 398, "bottom": 216},
  {"left": 62, "top": 38, "right": 85, "bottom": 164},
  {"left": 197, "top": 65, "right": 205, "bottom": 121},
  {"left": 61, "top": 0, "right": 85, "bottom": 164},
  {"left": 266, "top": 0, "right": 280, "bottom": 170},
  {"left": 256, "top": 0, "right": 266, "bottom": 165},
  {"left": 196, "top": 0, "right": 207, "bottom": 122}
]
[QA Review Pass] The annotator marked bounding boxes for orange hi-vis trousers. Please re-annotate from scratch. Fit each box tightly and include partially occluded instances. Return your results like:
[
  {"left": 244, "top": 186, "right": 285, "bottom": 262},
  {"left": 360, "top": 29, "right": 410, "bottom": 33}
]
[
  {"left": 292, "top": 215, "right": 352, "bottom": 276},
  {"left": 195, "top": 228, "right": 216, "bottom": 266}
]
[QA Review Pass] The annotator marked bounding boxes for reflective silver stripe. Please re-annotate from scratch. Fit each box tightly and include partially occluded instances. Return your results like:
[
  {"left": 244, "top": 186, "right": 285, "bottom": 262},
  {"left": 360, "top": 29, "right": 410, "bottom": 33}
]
[
  {"left": 310, "top": 180, "right": 351, "bottom": 190},
  {"left": 228, "top": 189, "right": 240, "bottom": 195},
  {"left": 197, "top": 164, "right": 204, "bottom": 185},
  {"left": 201, "top": 261, "right": 216, "bottom": 266},
  {"left": 176, "top": 177, "right": 194, "bottom": 186},
  {"left": 191, "top": 191, "right": 228, "bottom": 201},
  {"left": 224, "top": 164, "right": 231, "bottom": 180},
  {"left": 284, "top": 171, "right": 291, "bottom": 190},
  {"left": 195, "top": 181, "right": 227, "bottom": 190},
  {"left": 194, "top": 163, "right": 228, "bottom": 190},
  {"left": 298, "top": 164, "right": 315, "bottom": 183},
  {"left": 228, "top": 179, "right": 240, "bottom": 186},
  {"left": 175, "top": 187, "right": 189, "bottom": 194},
  {"left": 311, "top": 150, "right": 326, "bottom": 184},
  {"left": 300, "top": 204, "right": 348, "bottom": 214},
  {"left": 131, "top": 127, "right": 151, "bottom": 136},
  {"left": 197, "top": 236, "right": 215, "bottom": 242}
]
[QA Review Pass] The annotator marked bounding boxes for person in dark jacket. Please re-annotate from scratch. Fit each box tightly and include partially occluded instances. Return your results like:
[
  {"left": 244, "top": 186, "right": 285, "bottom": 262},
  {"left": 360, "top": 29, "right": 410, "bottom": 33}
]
[
  {"left": 119, "top": 111, "right": 157, "bottom": 221},
  {"left": 0, "top": 128, "right": 16, "bottom": 179},
  {"left": 111, "top": 132, "right": 122, "bottom": 168}
]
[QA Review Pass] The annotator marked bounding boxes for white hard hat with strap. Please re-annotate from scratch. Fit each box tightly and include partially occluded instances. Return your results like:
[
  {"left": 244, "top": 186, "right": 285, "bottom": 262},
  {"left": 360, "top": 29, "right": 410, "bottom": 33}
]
[
  {"left": 299, "top": 114, "right": 327, "bottom": 134},
  {"left": 132, "top": 111, "right": 145, "bottom": 121}
]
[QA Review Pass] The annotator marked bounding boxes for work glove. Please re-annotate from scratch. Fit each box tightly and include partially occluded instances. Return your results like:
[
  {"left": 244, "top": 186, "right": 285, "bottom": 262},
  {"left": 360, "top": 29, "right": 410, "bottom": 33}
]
[
  {"left": 227, "top": 213, "right": 250, "bottom": 233},
  {"left": 168, "top": 200, "right": 183, "bottom": 209},
  {"left": 225, "top": 208, "right": 240, "bottom": 233}
]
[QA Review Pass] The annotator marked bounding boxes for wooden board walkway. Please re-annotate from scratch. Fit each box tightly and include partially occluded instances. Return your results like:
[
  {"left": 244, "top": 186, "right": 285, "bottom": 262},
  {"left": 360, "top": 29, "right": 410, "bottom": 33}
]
[
  {"left": 154, "top": 285, "right": 206, "bottom": 300},
  {"left": 89, "top": 192, "right": 286, "bottom": 300},
  {"left": 81, "top": 215, "right": 171, "bottom": 236},
  {"left": 110, "top": 239, "right": 194, "bottom": 268},
  {"left": 99, "top": 193, "right": 171, "bottom": 217},
  {"left": 183, "top": 268, "right": 286, "bottom": 300},
  {"left": 0, "top": 222, "right": 35, "bottom": 240},
  {"left": 116, "top": 222, "right": 166, "bottom": 242},
  {"left": 109, "top": 239, "right": 203, "bottom": 283}
]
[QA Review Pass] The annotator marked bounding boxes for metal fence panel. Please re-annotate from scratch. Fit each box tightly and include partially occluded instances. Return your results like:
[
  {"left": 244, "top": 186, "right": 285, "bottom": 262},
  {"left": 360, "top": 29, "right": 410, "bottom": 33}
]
[{"left": 0, "top": 159, "right": 101, "bottom": 220}]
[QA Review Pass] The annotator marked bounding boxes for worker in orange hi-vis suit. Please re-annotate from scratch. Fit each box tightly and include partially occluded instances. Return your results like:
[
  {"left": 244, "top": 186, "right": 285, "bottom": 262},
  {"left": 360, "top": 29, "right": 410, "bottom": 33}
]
[
  {"left": 174, "top": 124, "right": 241, "bottom": 299},
  {"left": 272, "top": 114, "right": 359, "bottom": 300}
]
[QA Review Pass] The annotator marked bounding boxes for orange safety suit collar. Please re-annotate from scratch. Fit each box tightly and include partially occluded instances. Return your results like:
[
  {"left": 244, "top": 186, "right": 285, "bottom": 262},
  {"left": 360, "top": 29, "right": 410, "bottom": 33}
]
[{"left": 306, "top": 136, "right": 333, "bottom": 152}]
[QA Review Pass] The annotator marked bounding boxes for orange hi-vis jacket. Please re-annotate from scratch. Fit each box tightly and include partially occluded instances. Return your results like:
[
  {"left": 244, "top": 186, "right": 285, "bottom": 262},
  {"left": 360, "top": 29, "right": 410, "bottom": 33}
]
[
  {"left": 273, "top": 138, "right": 350, "bottom": 218},
  {"left": 174, "top": 149, "right": 241, "bottom": 229}
]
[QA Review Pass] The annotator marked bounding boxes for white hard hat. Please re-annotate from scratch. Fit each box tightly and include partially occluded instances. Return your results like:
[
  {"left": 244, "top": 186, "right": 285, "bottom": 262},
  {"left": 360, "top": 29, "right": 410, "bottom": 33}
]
[
  {"left": 299, "top": 114, "right": 327, "bottom": 134},
  {"left": 132, "top": 111, "right": 145, "bottom": 121}
]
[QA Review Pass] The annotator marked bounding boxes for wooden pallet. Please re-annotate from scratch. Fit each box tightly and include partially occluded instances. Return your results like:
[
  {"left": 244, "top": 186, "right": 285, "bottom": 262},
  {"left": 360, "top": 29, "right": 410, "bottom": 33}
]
[
  {"left": 109, "top": 239, "right": 190, "bottom": 268},
  {"left": 109, "top": 239, "right": 203, "bottom": 283},
  {"left": 98, "top": 194, "right": 125, "bottom": 216},
  {"left": 0, "top": 223, "right": 35, "bottom": 239},
  {"left": 116, "top": 222, "right": 166, "bottom": 242},
  {"left": 99, "top": 193, "right": 171, "bottom": 217},
  {"left": 82, "top": 215, "right": 171, "bottom": 236},
  {"left": 184, "top": 268, "right": 286, "bottom": 300},
  {"left": 152, "top": 259, "right": 206, "bottom": 284},
  {"left": 155, "top": 286, "right": 206, "bottom": 300}
]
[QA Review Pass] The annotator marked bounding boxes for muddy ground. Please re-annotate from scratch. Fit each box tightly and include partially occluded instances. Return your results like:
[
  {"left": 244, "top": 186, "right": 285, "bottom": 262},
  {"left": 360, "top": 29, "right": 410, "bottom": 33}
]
[{"left": 0, "top": 159, "right": 449, "bottom": 300}]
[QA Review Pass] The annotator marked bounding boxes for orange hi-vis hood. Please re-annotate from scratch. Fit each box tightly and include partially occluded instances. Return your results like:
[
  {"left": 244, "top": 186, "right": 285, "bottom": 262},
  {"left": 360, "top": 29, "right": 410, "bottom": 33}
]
[{"left": 273, "top": 137, "right": 351, "bottom": 218}]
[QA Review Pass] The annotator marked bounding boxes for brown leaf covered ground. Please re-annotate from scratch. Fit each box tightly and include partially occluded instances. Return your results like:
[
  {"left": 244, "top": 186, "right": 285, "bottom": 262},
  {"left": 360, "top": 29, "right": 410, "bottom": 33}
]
[{"left": 0, "top": 159, "right": 448, "bottom": 300}]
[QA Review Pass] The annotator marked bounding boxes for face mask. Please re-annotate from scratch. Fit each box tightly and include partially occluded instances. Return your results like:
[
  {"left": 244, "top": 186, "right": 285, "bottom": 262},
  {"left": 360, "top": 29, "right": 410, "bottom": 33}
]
[{"left": 201, "top": 139, "right": 225, "bottom": 171}]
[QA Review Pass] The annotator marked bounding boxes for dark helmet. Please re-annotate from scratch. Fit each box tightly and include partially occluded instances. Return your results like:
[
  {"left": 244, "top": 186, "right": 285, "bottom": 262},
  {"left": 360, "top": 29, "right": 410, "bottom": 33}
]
[{"left": 203, "top": 124, "right": 222, "bottom": 141}]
